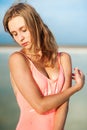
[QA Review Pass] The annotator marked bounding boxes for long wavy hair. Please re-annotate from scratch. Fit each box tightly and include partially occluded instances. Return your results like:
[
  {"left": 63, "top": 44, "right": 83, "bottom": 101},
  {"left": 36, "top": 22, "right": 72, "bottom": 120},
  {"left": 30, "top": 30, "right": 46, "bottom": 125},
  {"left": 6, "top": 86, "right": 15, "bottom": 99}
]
[{"left": 3, "top": 3, "right": 58, "bottom": 67}]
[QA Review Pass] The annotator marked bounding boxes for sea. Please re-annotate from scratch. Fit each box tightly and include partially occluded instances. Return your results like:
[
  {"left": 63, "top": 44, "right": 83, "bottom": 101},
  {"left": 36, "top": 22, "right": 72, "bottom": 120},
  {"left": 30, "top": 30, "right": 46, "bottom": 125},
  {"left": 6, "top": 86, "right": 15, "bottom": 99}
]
[{"left": 0, "top": 46, "right": 87, "bottom": 130}]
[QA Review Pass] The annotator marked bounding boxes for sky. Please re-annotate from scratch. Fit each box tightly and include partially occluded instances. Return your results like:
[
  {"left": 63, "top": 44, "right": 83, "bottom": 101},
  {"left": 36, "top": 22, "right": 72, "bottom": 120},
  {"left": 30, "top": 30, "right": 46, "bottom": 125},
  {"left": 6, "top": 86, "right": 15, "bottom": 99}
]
[{"left": 0, "top": 0, "right": 87, "bottom": 46}]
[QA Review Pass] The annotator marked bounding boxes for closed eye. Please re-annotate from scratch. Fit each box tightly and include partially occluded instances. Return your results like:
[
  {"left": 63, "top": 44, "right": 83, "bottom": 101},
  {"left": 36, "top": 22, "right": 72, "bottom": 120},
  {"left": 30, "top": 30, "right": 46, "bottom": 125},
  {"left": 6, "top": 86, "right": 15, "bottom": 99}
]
[
  {"left": 22, "top": 29, "right": 27, "bottom": 32},
  {"left": 12, "top": 32, "right": 17, "bottom": 37}
]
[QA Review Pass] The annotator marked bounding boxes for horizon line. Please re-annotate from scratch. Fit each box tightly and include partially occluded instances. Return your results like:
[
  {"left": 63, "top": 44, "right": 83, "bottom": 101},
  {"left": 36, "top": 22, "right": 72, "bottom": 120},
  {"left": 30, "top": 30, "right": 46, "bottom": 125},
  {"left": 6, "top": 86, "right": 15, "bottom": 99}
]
[{"left": 0, "top": 46, "right": 87, "bottom": 54}]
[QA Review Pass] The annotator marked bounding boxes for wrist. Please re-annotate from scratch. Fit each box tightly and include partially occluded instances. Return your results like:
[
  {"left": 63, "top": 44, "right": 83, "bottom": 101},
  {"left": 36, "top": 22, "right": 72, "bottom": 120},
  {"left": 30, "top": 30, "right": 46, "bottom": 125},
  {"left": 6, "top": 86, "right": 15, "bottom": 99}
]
[{"left": 73, "top": 83, "right": 82, "bottom": 92}]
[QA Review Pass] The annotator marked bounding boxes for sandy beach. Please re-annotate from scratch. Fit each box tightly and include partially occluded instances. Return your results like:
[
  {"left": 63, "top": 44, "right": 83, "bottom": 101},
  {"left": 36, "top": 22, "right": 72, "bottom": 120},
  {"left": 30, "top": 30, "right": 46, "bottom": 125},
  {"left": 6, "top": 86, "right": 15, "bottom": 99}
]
[{"left": 0, "top": 45, "right": 87, "bottom": 54}]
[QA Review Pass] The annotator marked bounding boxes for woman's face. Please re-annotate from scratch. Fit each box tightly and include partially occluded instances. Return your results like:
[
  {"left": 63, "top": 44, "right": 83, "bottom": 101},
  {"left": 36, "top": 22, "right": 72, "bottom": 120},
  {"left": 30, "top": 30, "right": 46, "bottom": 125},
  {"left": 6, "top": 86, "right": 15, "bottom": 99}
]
[{"left": 8, "top": 16, "right": 32, "bottom": 49}]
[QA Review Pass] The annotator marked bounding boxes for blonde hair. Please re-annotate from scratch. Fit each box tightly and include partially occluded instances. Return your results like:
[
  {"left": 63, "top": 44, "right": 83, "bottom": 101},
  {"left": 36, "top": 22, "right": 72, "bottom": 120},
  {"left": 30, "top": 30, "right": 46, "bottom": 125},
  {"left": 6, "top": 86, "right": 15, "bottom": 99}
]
[{"left": 3, "top": 3, "right": 58, "bottom": 67}]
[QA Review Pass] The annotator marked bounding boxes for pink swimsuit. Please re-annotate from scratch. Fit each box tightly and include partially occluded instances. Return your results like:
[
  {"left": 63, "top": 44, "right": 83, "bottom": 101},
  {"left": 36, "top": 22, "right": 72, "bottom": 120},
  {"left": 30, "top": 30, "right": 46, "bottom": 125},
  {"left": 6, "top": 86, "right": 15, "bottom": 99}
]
[{"left": 16, "top": 53, "right": 65, "bottom": 130}]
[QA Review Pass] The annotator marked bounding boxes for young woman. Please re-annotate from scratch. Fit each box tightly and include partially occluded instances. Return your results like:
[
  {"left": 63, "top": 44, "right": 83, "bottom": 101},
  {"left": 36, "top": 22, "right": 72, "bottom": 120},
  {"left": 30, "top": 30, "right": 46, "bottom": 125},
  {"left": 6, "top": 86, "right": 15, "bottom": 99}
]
[{"left": 3, "top": 3, "right": 85, "bottom": 130}]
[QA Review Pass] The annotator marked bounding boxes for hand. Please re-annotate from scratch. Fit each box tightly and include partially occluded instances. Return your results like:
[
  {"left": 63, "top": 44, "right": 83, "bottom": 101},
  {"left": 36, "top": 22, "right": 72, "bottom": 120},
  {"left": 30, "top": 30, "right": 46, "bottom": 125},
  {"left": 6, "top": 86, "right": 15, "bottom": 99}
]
[{"left": 72, "top": 67, "right": 85, "bottom": 91}]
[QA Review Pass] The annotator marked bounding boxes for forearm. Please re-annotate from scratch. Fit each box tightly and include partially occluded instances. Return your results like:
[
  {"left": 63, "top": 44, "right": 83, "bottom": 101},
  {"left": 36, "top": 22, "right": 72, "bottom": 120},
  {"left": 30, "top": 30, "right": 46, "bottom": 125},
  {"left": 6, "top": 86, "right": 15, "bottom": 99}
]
[
  {"left": 40, "top": 85, "right": 78, "bottom": 114},
  {"left": 53, "top": 101, "right": 69, "bottom": 130},
  {"left": 11, "top": 72, "right": 80, "bottom": 114},
  {"left": 41, "top": 67, "right": 84, "bottom": 113}
]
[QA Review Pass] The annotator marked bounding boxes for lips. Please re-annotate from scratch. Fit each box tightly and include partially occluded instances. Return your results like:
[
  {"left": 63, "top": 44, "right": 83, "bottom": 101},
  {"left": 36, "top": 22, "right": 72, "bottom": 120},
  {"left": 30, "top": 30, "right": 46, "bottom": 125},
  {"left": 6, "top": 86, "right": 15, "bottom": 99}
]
[{"left": 21, "top": 42, "right": 28, "bottom": 47}]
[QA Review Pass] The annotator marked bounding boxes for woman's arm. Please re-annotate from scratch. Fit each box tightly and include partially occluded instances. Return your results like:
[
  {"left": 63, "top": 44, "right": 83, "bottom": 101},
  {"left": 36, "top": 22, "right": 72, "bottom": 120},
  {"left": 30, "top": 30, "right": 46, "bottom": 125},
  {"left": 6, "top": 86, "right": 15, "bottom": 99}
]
[
  {"left": 53, "top": 52, "right": 72, "bottom": 130},
  {"left": 9, "top": 52, "right": 85, "bottom": 114}
]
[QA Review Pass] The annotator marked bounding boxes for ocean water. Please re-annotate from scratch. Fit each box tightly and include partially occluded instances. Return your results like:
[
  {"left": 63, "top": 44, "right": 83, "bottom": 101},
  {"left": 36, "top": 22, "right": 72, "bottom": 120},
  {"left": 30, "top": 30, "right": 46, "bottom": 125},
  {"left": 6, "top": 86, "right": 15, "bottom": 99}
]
[{"left": 0, "top": 50, "right": 87, "bottom": 130}]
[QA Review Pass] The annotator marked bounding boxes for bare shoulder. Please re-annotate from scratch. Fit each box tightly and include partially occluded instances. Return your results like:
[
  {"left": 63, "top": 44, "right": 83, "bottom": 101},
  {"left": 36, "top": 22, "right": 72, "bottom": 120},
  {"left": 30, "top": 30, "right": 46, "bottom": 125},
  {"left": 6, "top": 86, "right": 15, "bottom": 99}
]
[
  {"left": 9, "top": 51, "right": 24, "bottom": 62},
  {"left": 60, "top": 52, "right": 71, "bottom": 59},
  {"left": 60, "top": 52, "right": 72, "bottom": 74},
  {"left": 9, "top": 51, "right": 27, "bottom": 65},
  {"left": 60, "top": 52, "right": 72, "bottom": 78},
  {"left": 9, "top": 52, "right": 30, "bottom": 73},
  {"left": 60, "top": 52, "right": 71, "bottom": 64}
]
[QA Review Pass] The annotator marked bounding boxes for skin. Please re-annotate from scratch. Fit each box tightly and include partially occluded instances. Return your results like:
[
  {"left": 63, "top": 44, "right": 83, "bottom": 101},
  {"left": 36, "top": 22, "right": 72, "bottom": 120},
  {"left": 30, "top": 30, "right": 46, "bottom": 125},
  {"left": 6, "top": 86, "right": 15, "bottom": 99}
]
[
  {"left": 53, "top": 53, "right": 72, "bottom": 130},
  {"left": 8, "top": 16, "right": 32, "bottom": 49},
  {"left": 8, "top": 16, "right": 85, "bottom": 130}
]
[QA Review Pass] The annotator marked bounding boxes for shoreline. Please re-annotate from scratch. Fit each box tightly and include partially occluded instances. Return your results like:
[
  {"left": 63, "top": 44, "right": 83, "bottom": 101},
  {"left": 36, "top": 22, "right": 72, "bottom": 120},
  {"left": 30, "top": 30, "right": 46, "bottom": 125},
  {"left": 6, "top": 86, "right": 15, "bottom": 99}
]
[{"left": 0, "top": 46, "right": 87, "bottom": 54}]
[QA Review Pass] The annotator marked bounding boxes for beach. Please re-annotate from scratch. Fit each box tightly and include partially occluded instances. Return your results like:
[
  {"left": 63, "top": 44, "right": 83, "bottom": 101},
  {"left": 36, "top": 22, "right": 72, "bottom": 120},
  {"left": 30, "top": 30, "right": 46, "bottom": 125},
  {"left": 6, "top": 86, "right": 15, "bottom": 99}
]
[{"left": 0, "top": 45, "right": 87, "bottom": 54}]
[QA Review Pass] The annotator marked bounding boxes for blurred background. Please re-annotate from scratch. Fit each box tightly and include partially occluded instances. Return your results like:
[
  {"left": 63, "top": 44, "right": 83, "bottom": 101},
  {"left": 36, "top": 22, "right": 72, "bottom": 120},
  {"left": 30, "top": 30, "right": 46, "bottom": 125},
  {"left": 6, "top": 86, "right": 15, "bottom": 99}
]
[{"left": 0, "top": 0, "right": 87, "bottom": 130}]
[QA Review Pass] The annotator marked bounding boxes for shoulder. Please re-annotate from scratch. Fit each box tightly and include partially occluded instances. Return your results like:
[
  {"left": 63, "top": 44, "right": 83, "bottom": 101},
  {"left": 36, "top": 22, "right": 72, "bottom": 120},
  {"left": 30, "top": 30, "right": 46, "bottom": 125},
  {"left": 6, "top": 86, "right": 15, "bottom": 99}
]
[
  {"left": 59, "top": 52, "right": 72, "bottom": 74},
  {"left": 9, "top": 51, "right": 29, "bottom": 68},
  {"left": 59, "top": 52, "right": 71, "bottom": 64},
  {"left": 9, "top": 51, "right": 26, "bottom": 63},
  {"left": 9, "top": 51, "right": 23, "bottom": 59},
  {"left": 59, "top": 52, "right": 71, "bottom": 59}
]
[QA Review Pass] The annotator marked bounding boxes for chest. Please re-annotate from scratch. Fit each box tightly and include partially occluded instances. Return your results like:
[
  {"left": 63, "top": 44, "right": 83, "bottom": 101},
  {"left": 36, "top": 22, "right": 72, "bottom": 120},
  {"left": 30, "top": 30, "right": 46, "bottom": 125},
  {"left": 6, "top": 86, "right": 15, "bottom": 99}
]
[
  {"left": 30, "top": 62, "right": 64, "bottom": 95},
  {"left": 31, "top": 61, "right": 60, "bottom": 81}
]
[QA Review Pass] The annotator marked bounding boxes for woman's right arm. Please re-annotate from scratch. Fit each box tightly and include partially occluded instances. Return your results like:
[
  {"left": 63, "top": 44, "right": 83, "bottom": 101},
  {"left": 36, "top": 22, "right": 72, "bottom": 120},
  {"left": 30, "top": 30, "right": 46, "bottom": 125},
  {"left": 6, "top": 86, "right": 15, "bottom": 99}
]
[{"left": 9, "top": 52, "right": 85, "bottom": 114}]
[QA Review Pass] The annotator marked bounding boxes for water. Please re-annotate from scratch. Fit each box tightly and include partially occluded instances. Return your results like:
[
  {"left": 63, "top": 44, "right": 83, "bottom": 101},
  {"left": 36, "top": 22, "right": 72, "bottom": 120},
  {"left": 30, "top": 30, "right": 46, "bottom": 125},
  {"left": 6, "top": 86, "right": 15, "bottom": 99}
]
[
  {"left": 65, "top": 53, "right": 87, "bottom": 130},
  {"left": 0, "top": 53, "right": 19, "bottom": 130},
  {"left": 0, "top": 50, "right": 87, "bottom": 130}
]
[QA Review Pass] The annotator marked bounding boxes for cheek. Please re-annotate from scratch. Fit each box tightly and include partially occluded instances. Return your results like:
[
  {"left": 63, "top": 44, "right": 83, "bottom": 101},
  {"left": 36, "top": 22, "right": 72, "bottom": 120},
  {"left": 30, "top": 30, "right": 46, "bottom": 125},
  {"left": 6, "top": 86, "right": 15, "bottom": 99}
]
[
  {"left": 26, "top": 32, "right": 31, "bottom": 41},
  {"left": 13, "top": 37, "right": 20, "bottom": 45}
]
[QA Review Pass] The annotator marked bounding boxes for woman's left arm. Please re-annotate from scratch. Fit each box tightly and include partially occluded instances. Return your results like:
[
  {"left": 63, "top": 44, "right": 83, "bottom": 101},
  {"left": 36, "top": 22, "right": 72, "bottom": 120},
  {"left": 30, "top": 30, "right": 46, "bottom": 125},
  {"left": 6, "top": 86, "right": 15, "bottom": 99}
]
[{"left": 53, "top": 52, "right": 72, "bottom": 130}]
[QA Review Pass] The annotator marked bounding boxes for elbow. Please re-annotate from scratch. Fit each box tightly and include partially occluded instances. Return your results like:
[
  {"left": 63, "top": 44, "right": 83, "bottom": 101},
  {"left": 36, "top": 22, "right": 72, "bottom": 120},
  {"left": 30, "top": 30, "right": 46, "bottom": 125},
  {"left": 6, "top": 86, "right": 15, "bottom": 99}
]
[
  {"left": 35, "top": 107, "right": 45, "bottom": 114},
  {"left": 34, "top": 101, "right": 49, "bottom": 114}
]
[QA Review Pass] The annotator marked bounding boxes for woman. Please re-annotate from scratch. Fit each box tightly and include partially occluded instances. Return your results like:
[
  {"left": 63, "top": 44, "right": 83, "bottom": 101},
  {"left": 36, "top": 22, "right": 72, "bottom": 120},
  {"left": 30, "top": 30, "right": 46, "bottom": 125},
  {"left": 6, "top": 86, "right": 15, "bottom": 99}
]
[{"left": 3, "top": 3, "right": 85, "bottom": 130}]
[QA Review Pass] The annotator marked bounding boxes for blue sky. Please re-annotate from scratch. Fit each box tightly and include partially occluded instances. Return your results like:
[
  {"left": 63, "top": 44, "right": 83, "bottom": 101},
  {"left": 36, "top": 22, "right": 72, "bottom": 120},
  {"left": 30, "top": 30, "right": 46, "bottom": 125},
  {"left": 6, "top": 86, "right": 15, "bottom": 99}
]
[{"left": 0, "top": 0, "right": 87, "bottom": 46}]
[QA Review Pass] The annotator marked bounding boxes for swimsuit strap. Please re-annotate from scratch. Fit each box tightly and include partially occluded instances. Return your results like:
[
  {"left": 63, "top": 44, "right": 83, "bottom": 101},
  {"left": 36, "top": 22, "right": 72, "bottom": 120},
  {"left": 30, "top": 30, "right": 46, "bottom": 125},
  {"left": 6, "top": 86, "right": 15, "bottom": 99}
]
[
  {"left": 18, "top": 51, "right": 62, "bottom": 70},
  {"left": 18, "top": 51, "right": 30, "bottom": 65},
  {"left": 19, "top": 50, "right": 29, "bottom": 58}
]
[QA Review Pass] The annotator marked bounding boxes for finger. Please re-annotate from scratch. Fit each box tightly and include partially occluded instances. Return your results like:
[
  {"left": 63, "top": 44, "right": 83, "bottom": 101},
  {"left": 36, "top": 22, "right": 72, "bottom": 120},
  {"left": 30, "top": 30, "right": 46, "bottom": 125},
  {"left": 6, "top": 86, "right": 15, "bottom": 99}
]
[
  {"left": 74, "top": 67, "right": 81, "bottom": 75},
  {"left": 79, "top": 71, "right": 85, "bottom": 79},
  {"left": 72, "top": 77, "right": 75, "bottom": 80},
  {"left": 72, "top": 73, "right": 75, "bottom": 76},
  {"left": 72, "top": 75, "right": 75, "bottom": 80}
]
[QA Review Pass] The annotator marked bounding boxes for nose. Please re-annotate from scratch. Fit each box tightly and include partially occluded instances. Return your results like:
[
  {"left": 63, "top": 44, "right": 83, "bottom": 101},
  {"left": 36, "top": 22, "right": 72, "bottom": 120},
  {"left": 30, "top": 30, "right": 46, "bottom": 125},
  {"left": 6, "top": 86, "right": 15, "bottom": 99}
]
[{"left": 18, "top": 33, "right": 24, "bottom": 42}]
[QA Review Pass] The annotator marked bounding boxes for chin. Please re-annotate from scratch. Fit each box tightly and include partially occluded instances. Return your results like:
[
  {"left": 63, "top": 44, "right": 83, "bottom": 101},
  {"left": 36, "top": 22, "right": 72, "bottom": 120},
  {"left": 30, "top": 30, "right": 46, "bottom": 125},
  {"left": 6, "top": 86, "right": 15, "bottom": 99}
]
[{"left": 25, "top": 45, "right": 31, "bottom": 49}]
